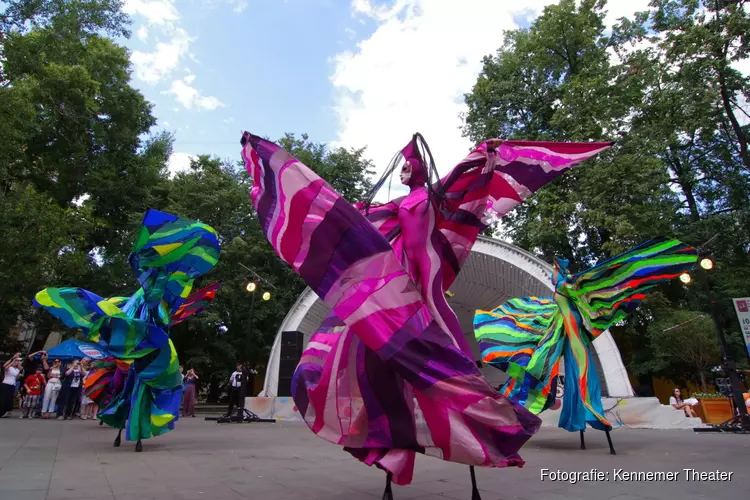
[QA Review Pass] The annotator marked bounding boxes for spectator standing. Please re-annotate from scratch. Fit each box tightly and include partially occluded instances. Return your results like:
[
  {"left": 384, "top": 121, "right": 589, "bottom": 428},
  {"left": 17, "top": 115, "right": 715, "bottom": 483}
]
[
  {"left": 182, "top": 368, "right": 199, "bottom": 417},
  {"left": 1, "top": 355, "right": 23, "bottom": 417},
  {"left": 72, "top": 358, "right": 91, "bottom": 417},
  {"left": 59, "top": 359, "right": 88, "bottom": 420},
  {"left": 30, "top": 352, "right": 49, "bottom": 417},
  {"left": 80, "top": 367, "right": 97, "bottom": 420},
  {"left": 21, "top": 367, "right": 46, "bottom": 418},
  {"left": 42, "top": 359, "right": 63, "bottom": 418},
  {"left": 227, "top": 364, "right": 243, "bottom": 415},
  {"left": 25, "top": 350, "right": 48, "bottom": 374}
]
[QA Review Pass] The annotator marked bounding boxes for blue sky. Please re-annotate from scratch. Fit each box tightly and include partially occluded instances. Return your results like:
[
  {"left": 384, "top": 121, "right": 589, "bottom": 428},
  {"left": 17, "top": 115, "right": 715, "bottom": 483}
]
[
  {"left": 121, "top": 0, "right": 381, "bottom": 169},
  {"left": 117, "top": 0, "right": 660, "bottom": 182}
]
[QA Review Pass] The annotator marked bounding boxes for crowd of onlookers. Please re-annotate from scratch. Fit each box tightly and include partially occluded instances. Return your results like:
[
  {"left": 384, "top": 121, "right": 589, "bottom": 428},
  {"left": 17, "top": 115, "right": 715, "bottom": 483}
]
[
  {"left": 0, "top": 350, "right": 204, "bottom": 420},
  {"left": 0, "top": 351, "right": 97, "bottom": 420},
  {"left": 0, "top": 345, "right": 266, "bottom": 423}
]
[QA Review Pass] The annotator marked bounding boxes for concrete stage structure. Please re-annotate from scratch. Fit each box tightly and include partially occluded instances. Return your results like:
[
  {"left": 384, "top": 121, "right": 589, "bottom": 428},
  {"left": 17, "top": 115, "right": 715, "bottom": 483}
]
[{"left": 250, "top": 236, "right": 702, "bottom": 429}]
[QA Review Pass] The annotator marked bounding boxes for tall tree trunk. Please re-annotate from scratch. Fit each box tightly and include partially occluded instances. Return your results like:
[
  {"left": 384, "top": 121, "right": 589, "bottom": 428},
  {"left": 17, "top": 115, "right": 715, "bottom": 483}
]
[
  {"left": 668, "top": 147, "right": 701, "bottom": 222},
  {"left": 699, "top": 371, "right": 708, "bottom": 393},
  {"left": 717, "top": 70, "right": 750, "bottom": 171}
]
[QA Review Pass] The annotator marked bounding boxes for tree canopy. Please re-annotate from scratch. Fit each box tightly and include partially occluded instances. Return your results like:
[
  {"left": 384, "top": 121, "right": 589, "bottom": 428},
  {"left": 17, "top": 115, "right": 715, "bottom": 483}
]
[{"left": 463, "top": 0, "right": 750, "bottom": 388}]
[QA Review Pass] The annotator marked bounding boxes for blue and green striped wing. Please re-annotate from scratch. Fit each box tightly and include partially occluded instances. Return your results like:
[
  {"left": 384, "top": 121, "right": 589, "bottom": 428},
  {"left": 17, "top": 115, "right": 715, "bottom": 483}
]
[
  {"left": 33, "top": 288, "right": 128, "bottom": 336},
  {"left": 129, "top": 209, "right": 221, "bottom": 325},
  {"left": 474, "top": 297, "right": 564, "bottom": 414},
  {"left": 567, "top": 237, "right": 698, "bottom": 337}
]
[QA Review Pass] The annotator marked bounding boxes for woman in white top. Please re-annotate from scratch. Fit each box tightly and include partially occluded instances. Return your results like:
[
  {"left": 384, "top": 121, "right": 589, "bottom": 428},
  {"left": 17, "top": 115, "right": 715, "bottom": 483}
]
[
  {"left": 42, "top": 358, "right": 63, "bottom": 419},
  {"left": 669, "top": 388, "right": 697, "bottom": 417},
  {"left": 1, "top": 354, "right": 23, "bottom": 417}
]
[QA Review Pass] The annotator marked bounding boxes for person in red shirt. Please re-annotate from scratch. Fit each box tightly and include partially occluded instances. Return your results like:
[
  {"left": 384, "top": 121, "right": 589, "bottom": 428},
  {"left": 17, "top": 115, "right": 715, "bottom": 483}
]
[{"left": 22, "top": 366, "right": 46, "bottom": 418}]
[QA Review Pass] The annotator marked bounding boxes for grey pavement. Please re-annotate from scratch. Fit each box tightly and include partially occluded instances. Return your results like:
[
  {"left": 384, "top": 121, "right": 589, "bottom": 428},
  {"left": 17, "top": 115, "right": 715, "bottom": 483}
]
[{"left": 0, "top": 415, "right": 747, "bottom": 500}]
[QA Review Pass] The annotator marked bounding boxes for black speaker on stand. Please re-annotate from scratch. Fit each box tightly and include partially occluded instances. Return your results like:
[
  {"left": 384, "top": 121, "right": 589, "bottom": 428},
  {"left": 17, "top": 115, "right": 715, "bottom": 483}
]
[{"left": 278, "top": 331, "right": 304, "bottom": 397}]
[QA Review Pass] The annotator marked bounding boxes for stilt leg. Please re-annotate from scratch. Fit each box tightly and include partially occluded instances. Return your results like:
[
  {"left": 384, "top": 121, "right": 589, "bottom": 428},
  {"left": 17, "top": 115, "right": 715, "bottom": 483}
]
[
  {"left": 470, "top": 466, "right": 482, "bottom": 500},
  {"left": 579, "top": 430, "right": 586, "bottom": 450},
  {"left": 99, "top": 420, "right": 103, "bottom": 426},
  {"left": 135, "top": 439, "right": 142, "bottom": 452},
  {"left": 605, "top": 430, "right": 616, "bottom": 455},
  {"left": 113, "top": 428, "right": 122, "bottom": 447},
  {"left": 382, "top": 472, "right": 394, "bottom": 500}
]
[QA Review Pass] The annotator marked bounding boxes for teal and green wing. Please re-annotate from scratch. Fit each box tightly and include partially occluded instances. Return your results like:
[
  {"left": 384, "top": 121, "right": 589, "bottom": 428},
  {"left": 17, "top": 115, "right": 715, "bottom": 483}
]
[
  {"left": 33, "top": 288, "right": 128, "bottom": 336},
  {"left": 567, "top": 237, "right": 698, "bottom": 337},
  {"left": 474, "top": 297, "right": 564, "bottom": 414},
  {"left": 129, "top": 209, "right": 221, "bottom": 324}
]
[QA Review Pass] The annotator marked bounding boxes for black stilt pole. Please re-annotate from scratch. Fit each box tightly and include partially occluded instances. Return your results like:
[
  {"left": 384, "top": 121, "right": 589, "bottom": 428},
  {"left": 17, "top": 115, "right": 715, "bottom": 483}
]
[
  {"left": 605, "top": 429, "right": 616, "bottom": 455},
  {"left": 470, "top": 466, "right": 482, "bottom": 500},
  {"left": 579, "top": 430, "right": 586, "bottom": 450},
  {"left": 382, "top": 472, "right": 394, "bottom": 500},
  {"left": 135, "top": 439, "right": 142, "bottom": 452},
  {"left": 113, "top": 428, "right": 122, "bottom": 447}
]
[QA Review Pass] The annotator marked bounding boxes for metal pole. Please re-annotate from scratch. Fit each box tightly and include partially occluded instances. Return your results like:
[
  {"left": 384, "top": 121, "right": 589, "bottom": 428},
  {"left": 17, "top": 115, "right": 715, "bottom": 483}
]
[
  {"left": 702, "top": 269, "right": 750, "bottom": 428},
  {"left": 236, "top": 290, "right": 256, "bottom": 418},
  {"left": 245, "top": 291, "right": 256, "bottom": 368}
]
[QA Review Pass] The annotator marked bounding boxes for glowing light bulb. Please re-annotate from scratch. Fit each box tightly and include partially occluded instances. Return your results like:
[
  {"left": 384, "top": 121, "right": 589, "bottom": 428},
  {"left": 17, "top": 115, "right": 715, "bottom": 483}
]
[
  {"left": 262, "top": 291, "right": 271, "bottom": 301},
  {"left": 246, "top": 282, "right": 257, "bottom": 292},
  {"left": 679, "top": 273, "right": 692, "bottom": 284},
  {"left": 700, "top": 258, "right": 714, "bottom": 271}
]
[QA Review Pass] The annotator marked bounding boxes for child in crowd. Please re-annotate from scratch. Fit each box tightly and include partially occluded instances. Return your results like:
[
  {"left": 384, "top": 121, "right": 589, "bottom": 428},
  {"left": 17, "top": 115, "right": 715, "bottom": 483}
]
[{"left": 22, "top": 366, "right": 46, "bottom": 418}]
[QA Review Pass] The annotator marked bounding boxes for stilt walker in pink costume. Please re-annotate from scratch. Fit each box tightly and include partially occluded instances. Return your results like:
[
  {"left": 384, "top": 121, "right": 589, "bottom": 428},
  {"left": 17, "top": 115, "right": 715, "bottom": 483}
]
[{"left": 240, "top": 131, "right": 611, "bottom": 499}]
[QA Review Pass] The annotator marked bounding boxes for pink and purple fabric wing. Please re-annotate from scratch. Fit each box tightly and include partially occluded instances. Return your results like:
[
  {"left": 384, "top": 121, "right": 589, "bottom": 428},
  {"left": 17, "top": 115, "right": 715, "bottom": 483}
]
[
  {"left": 241, "top": 132, "right": 540, "bottom": 484},
  {"left": 434, "top": 140, "right": 612, "bottom": 289}
]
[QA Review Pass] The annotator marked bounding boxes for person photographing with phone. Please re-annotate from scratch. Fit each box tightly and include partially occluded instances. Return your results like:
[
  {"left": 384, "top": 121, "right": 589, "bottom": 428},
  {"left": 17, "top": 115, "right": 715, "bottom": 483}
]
[
  {"left": 181, "top": 368, "right": 199, "bottom": 417},
  {"left": 58, "top": 358, "right": 89, "bottom": 420},
  {"left": 1, "top": 354, "right": 24, "bottom": 417}
]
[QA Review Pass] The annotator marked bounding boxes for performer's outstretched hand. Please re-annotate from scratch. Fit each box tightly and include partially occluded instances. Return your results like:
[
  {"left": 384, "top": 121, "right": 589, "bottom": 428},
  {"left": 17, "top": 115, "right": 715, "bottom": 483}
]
[{"left": 486, "top": 139, "right": 504, "bottom": 150}]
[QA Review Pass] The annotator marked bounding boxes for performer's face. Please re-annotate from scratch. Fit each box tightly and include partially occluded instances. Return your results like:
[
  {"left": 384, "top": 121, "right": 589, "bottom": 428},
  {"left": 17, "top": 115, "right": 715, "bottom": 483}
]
[{"left": 400, "top": 162, "right": 412, "bottom": 185}]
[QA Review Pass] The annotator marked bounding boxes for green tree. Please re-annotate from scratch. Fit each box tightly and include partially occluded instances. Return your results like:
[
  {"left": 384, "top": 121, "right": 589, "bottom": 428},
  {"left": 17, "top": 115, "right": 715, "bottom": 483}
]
[
  {"left": 462, "top": 0, "right": 750, "bottom": 381},
  {"left": 645, "top": 310, "right": 721, "bottom": 392},
  {"left": 463, "top": 0, "right": 679, "bottom": 268},
  {"left": 0, "top": 2, "right": 169, "bottom": 352}
]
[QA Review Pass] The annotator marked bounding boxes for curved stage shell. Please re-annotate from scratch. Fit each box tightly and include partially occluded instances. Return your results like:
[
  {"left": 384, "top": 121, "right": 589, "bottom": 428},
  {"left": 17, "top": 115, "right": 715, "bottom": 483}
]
[{"left": 259, "top": 236, "right": 635, "bottom": 399}]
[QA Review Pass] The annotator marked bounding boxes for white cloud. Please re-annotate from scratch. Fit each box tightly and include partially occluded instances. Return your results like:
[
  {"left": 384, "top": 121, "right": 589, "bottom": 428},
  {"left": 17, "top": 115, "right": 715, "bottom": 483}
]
[
  {"left": 199, "top": 0, "right": 248, "bottom": 13},
  {"left": 331, "top": 1, "right": 552, "bottom": 189},
  {"left": 167, "top": 152, "right": 195, "bottom": 177},
  {"left": 331, "top": 0, "right": 659, "bottom": 201},
  {"left": 599, "top": 0, "right": 652, "bottom": 27},
  {"left": 123, "top": 0, "right": 180, "bottom": 26},
  {"left": 130, "top": 28, "right": 192, "bottom": 85},
  {"left": 164, "top": 75, "right": 226, "bottom": 110},
  {"left": 229, "top": 0, "right": 248, "bottom": 13},
  {"left": 136, "top": 25, "right": 149, "bottom": 42}
]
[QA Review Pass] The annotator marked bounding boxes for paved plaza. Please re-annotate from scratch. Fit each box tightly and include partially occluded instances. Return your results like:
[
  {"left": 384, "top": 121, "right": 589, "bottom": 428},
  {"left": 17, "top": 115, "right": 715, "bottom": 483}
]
[{"left": 0, "top": 416, "right": 747, "bottom": 500}]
